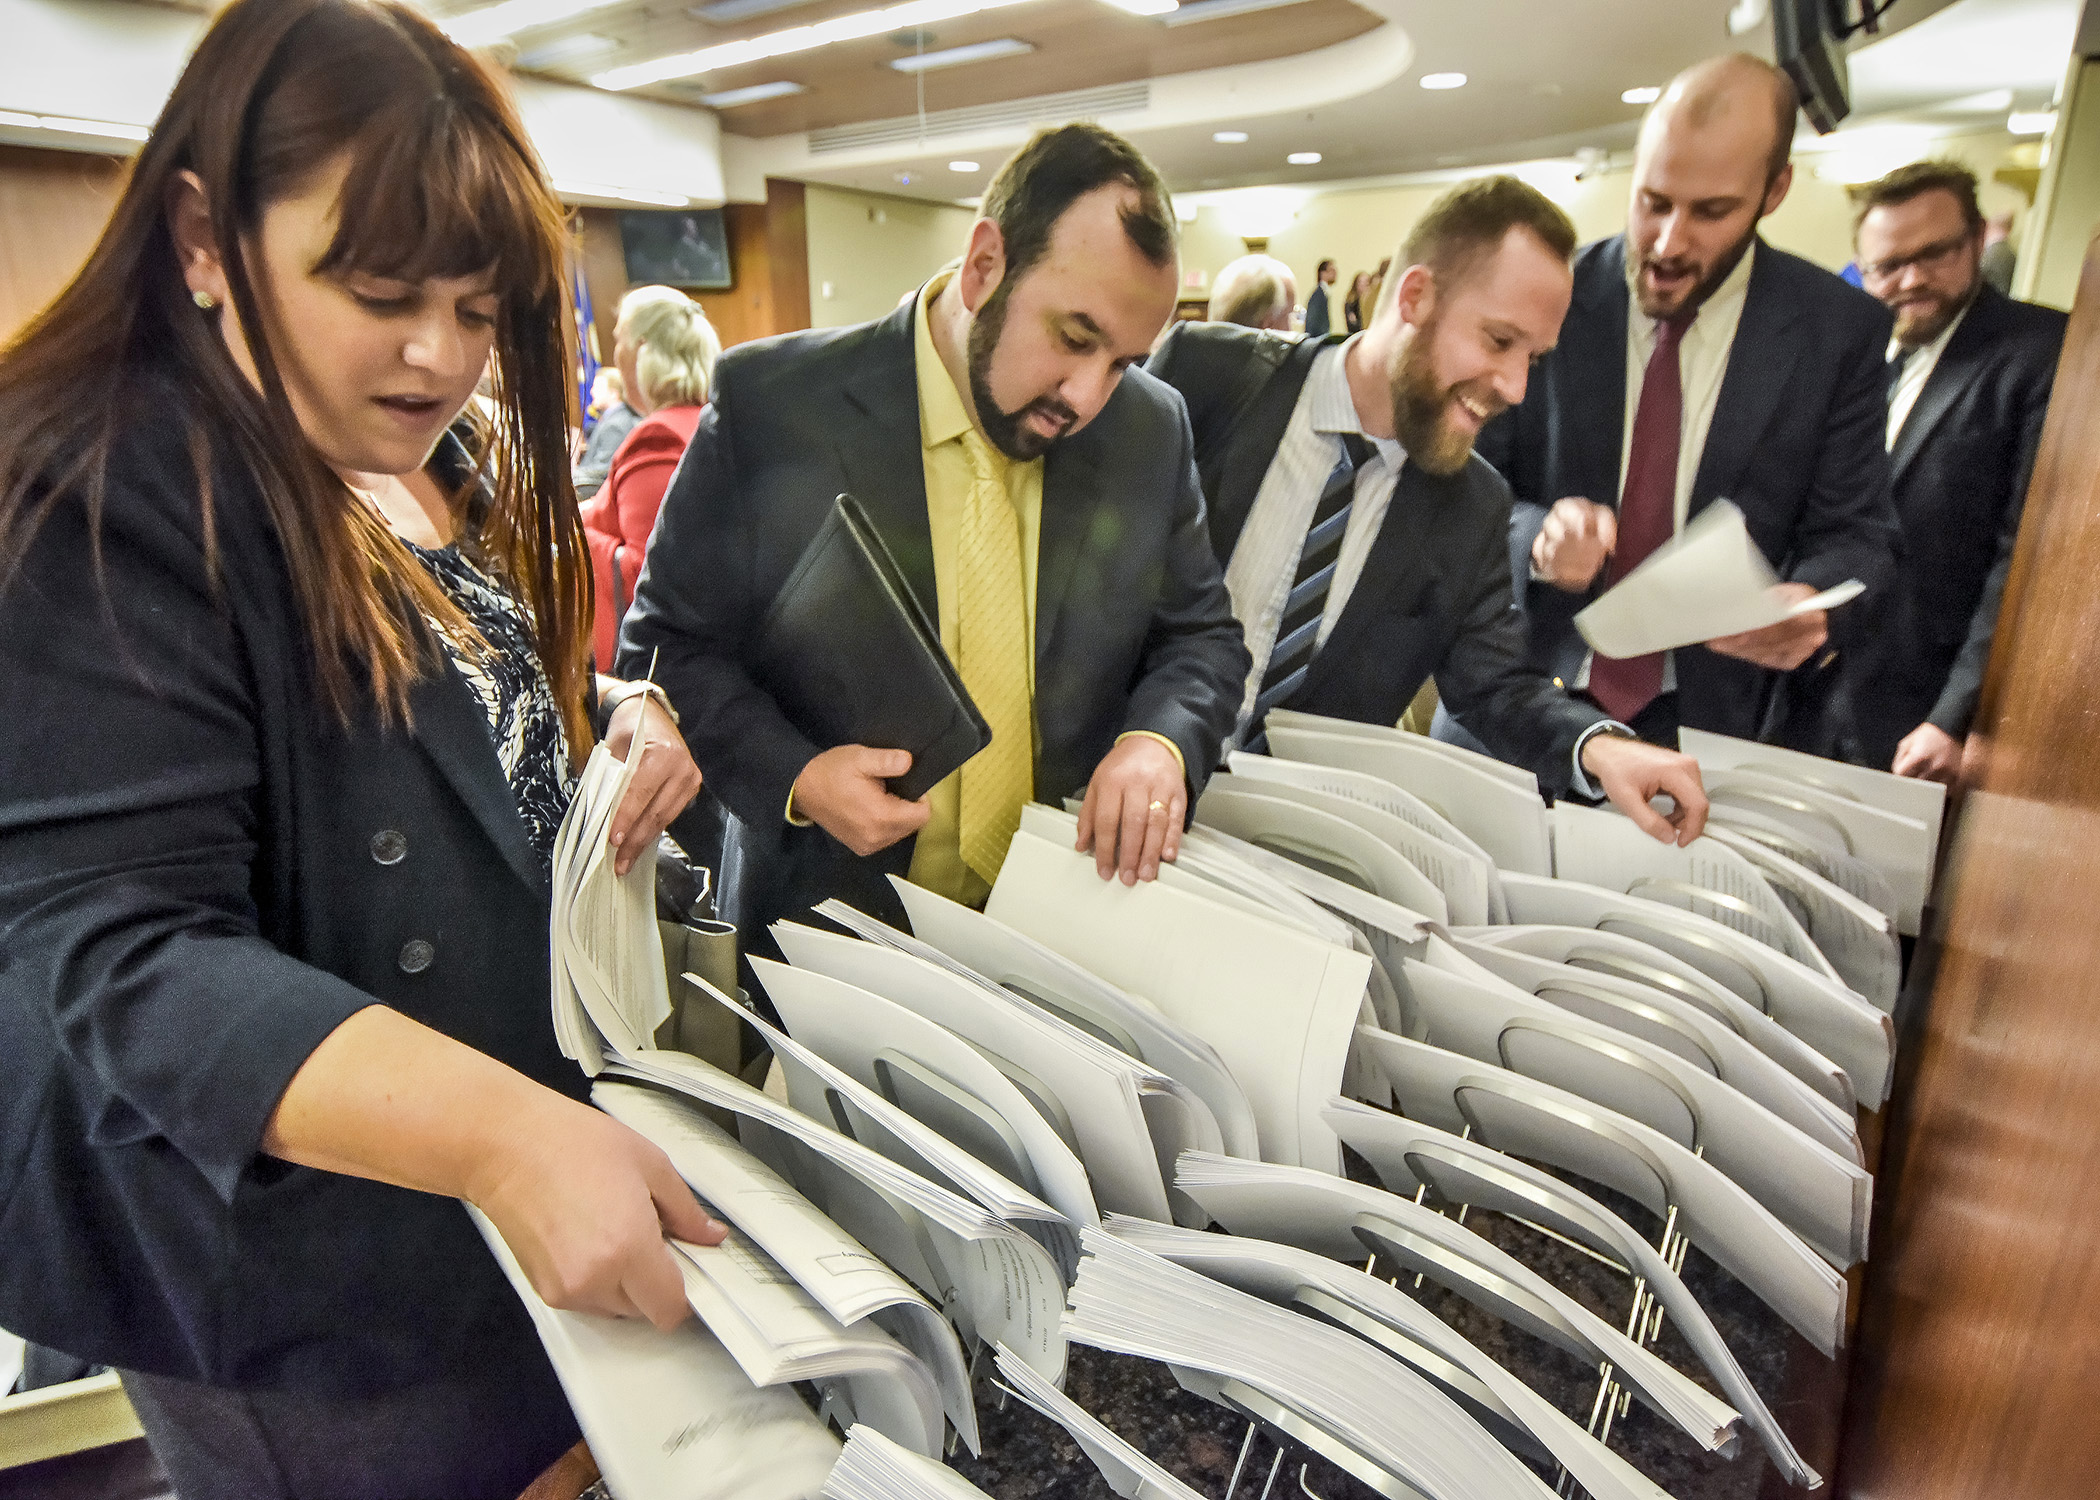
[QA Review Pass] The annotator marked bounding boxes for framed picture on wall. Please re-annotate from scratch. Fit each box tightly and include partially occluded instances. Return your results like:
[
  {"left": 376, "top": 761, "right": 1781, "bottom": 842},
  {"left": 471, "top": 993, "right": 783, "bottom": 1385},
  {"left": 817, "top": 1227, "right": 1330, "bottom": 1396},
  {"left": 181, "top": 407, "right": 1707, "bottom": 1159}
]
[{"left": 619, "top": 208, "right": 734, "bottom": 290}]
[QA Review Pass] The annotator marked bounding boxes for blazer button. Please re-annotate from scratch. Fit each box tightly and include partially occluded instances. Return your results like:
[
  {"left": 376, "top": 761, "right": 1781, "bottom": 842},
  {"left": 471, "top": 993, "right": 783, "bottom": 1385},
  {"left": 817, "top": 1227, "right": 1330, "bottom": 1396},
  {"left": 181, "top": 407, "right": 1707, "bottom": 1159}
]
[
  {"left": 370, "top": 830, "right": 408, "bottom": 866},
  {"left": 397, "top": 939, "right": 436, "bottom": 975}
]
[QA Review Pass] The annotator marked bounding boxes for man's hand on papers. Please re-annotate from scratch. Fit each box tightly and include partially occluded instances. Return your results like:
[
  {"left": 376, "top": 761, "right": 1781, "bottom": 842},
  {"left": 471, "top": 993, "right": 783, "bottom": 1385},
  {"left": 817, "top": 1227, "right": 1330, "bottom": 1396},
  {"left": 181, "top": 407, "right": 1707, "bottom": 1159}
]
[
  {"left": 472, "top": 1095, "right": 727, "bottom": 1330},
  {"left": 604, "top": 692, "right": 704, "bottom": 876},
  {"left": 1531, "top": 497, "right": 1618, "bottom": 592},
  {"left": 1705, "top": 582, "right": 1828, "bottom": 670},
  {"left": 1581, "top": 735, "right": 1710, "bottom": 846},
  {"left": 1076, "top": 735, "right": 1185, "bottom": 885},
  {"left": 1892, "top": 722, "right": 1963, "bottom": 785},
  {"left": 793, "top": 745, "right": 932, "bottom": 856}
]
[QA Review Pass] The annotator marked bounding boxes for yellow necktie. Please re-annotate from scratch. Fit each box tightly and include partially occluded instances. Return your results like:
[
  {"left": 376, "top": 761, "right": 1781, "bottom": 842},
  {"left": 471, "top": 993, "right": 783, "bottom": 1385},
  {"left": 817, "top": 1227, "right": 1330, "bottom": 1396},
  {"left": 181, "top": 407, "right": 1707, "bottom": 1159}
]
[{"left": 955, "top": 429, "right": 1033, "bottom": 884}]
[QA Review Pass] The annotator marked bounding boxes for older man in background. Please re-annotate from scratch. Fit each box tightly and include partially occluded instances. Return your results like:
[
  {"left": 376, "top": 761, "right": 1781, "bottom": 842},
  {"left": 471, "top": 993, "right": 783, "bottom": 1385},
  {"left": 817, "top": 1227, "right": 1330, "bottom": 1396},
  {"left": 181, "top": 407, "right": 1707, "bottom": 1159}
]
[{"left": 1208, "top": 254, "right": 1298, "bottom": 332}]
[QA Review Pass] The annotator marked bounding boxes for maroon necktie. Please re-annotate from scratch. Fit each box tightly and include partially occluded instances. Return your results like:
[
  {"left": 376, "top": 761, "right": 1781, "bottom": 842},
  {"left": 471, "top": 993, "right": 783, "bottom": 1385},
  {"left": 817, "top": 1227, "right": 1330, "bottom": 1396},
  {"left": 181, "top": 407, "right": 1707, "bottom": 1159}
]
[{"left": 1589, "top": 309, "right": 1694, "bottom": 722}]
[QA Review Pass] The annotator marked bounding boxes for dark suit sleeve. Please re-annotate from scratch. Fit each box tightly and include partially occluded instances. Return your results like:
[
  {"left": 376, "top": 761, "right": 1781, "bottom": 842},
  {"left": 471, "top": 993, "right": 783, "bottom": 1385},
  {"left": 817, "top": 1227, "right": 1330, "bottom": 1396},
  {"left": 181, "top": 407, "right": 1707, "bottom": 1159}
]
[
  {"left": 1435, "top": 484, "right": 1609, "bottom": 796},
  {"left": 1782, "top": 306, "right": 1901, "bottom": 609},
  {"left": 618, "top": 373, "right": 823, "bottom": 828},
  {"left": 1928, "top": 333, "right": 2063, "bottom": 736},
  {"left": 1118, "top": 402, "right": 1253, "bottom": 790},
  {"left": 0, "top": 476, "right": 374, "bottom": 1205}
]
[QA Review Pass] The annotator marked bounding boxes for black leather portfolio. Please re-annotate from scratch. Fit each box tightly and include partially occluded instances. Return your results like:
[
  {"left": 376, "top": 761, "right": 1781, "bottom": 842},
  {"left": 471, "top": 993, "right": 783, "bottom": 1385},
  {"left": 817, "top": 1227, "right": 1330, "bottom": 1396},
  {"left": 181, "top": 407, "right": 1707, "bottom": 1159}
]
[{"left": 753, "top": 494, "right": 992, "bottom": 802}]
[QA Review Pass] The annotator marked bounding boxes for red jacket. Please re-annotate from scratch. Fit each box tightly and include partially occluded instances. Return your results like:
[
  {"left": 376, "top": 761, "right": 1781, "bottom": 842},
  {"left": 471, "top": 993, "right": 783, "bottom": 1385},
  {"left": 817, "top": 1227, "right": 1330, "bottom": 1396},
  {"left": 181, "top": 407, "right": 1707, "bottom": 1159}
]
[{"left": 581, "top": 403, "right": 703, "bottom": 667}]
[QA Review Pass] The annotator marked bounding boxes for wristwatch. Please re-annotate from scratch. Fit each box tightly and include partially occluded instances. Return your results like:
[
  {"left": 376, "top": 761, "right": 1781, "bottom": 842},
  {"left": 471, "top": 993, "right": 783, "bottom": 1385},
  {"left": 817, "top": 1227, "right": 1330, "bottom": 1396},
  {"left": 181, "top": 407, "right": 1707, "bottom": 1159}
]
[{"left": 597, "top": 677, "right": 679, "bottom": 730}]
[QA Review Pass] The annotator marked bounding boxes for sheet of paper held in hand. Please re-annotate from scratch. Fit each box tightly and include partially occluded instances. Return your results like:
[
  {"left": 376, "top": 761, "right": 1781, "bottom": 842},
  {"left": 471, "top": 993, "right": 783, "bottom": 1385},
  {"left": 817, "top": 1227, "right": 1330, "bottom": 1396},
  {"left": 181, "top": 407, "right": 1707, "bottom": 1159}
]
[{"left": 1574, "top": 500, "right": 1864, "bottom": 660}]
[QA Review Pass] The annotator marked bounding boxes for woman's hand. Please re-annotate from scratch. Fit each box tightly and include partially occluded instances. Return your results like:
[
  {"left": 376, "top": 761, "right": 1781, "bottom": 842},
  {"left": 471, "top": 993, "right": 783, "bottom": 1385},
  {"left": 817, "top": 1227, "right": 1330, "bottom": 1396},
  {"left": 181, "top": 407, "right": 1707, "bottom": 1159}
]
[
  {"left": 264, "top": 1007, "right": 726, "bottom": 1329},
  {"left": 467, "top": 1089, "right": 726, "bottom": 1329},
  {"left": 603, "top": 690, "right": 702, "bottom": 876}
]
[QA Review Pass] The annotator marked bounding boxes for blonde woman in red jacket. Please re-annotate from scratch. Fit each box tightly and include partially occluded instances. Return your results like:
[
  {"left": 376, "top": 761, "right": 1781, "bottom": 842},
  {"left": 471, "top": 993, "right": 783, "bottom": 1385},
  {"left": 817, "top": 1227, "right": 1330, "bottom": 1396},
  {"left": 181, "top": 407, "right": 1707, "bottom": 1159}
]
[{"left": 585, "top": 286, "right": 721, "bottom": 664}]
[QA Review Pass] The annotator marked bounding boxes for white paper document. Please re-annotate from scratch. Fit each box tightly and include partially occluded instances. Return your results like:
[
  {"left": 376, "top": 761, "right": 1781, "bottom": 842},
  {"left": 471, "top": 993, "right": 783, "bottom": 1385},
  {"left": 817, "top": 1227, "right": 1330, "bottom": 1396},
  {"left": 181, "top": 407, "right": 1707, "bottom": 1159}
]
[
  {"left": 469, "top": 1205, "right": 842, "bottom": 1500},
  {"left": 1067, "top": 1229, "right": 1558, "bottom": 1500},
  {"left": 1573, "top": 500, "right": 1864, "bottom": 659},
  {"left": 1171, "top": 1153, "right": 1741, "bottom": 1453},
  {"left": 1262, "top": 720, "right": 1553, "bottom": 876},
  {"left": 988, "top": 828, "right": 1370, "bottom": 1173},
  {"left": 1196, "top": 778, "right": 1452, "bottom": 924},
  {"left": 822, "top": 1425, "right": 995, "bottom": 1500},
  {"left": 1704, "top": 826, "right": 1900, "bottom": 1012},
  {"left": 593, "top": 1080, "right": 978, "bottom": 1452},
  {"left": 888, "top": 877, "right": 1255, "bottom": 1164},
  {"left": 774, "top": 919, "right": 1170, "bottom": 1223},
  {"left": 1498, "top": 872, "right": 1894, "bottom": 1108},
  {"left": 1354, "top": 1028, "right": 1850, "bottom": 1354},
  {"left": 1401, "top": 937, "right": 1871, "bottom": 1266},
  {"left": 1457, "top": 922, "right": 1860, "bottom": 1119},
  {"left": 1317, "top": 1103, "right": 1819, "bottom": 1488}
]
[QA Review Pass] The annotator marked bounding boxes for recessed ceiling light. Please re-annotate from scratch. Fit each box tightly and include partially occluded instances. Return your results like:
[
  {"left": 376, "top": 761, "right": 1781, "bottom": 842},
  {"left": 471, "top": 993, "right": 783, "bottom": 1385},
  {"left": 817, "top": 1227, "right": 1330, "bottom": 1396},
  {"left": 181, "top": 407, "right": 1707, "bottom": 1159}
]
[
  {"left": 949, "top": 159, "right": 979, "bottom": 172},
  {"left": 1419, "top": 71, "right": 1466, "bottom": 90},
  {"left": 2008, "top": 109, "right": 2056, "bottom": 135},
  {"left": 888, "top": 37, "right": 1035, "bottom": 72},
  {"left": 1621, "top": 85, "right": 1661, "bottom": 105},
  {"left": 1213, "top": 130, "right": 1248, "bottom": 143},
  {"left": 1287, "top": 151, "right": 1321, "bottom": 165},
  {"left": 696, "top": 80, "right": 807, "bottom": 107},
  {"left": 1102, "top": 0, "right": 1178, "bottom": 13}
]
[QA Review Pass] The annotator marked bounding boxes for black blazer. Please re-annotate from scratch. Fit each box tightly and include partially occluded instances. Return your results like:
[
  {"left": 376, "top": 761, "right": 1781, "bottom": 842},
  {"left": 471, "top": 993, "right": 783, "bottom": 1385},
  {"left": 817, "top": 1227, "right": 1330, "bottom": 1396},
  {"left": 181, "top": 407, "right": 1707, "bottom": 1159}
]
[
  {"left": 1146, "top": 322, "right": 1605, "bottom": 795},
  {"left": 0, "top": 381, "right": 583, "bottom": 1392},
  {"left": 1481, "top": 235, "right": 1901, "bottom": 740},
  {"left": 1844, "top": 286, "right": 2066, "bottom": 767},
  {"left": 619, "top": 300, "right": 1249, "bottom": 940}
]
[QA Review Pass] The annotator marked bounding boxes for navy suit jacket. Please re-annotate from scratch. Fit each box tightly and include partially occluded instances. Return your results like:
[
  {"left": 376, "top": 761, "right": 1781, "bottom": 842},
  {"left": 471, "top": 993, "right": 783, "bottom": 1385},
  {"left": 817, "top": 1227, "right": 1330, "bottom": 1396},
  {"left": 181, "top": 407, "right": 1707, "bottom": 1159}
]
[
  {"left": 1846, "top": 284, "right": 2066, "bottom": 766},
  {"left": 620, "top": 300, "right": 1248, "bottom": 941},
  {"left": 1480, "top": 235, "right": 1901, "bottom": 741},
  {"left": 0, "top": 379, "right": 581, "bottom": 1392}
]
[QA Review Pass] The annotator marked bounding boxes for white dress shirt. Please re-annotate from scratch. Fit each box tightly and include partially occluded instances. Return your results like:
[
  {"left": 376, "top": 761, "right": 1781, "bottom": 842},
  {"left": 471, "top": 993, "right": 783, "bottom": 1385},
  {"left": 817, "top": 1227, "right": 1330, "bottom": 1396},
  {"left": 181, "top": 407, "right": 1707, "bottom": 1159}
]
[
  {"left": 1223, "top": 335, "right": 1405, "bottom": 729},
  {"left": 1228, "top": 335, "right": 1616, "bottom": 791},
  {"left": 1886, "top": 301, "right": 1969, "bottom": 449}
]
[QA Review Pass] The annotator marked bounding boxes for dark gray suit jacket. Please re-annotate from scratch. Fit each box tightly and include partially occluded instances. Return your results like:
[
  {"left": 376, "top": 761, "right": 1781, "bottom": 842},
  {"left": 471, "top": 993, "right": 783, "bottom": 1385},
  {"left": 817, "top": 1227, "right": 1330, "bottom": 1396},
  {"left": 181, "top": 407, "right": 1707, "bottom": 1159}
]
[
  {"left": 620, "top": 301, "right": 1248, "bottom": 941},
  {"left": 1846, "top": 284, "right": 2067, "bottom": 767},
  {"left": 1480, "top": 235, "right": 1901, "bottom": 741},
  {"left": 1146, "top": 321, "right": 1605, "bottom": 795}
]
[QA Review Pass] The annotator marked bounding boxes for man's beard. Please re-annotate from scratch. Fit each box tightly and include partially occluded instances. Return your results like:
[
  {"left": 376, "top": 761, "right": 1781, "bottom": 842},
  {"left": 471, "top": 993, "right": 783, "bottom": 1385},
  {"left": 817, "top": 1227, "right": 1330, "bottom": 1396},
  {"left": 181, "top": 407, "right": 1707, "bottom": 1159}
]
[
  {"left": 1892, "top": 273, "right": 1979, "bottom": 350},
  {"left": 1389, "top": 316, "right": 1504, "bottom": 477},
  {"left": 966, "top": 281, "right": 1080, "bottom": 461},
  {"left": 1635, "top": 221, "right": 1757, "bottom": 321}
]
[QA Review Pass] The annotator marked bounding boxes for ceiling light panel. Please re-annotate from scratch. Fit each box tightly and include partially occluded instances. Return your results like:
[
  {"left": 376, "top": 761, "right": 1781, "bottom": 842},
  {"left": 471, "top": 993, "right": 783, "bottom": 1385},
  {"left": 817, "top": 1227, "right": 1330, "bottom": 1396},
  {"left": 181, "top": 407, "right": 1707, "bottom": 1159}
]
[
  {"left": 1621, "top": 85, "right": 1660, "bottom": 104},
  {"left": 1161, "top": 0, "right": 1311, "bottom": 26},
  {"left": 889, "top": 37, "right": 1036, "bottom": 71},
  {"left": 949, "top": 159, "right": 979, "bottom": 171},
  {"left": 697, "top": 80, "right": 808, "bottom": 107},
  {"left": 1213, "top": 129, "right": 1248, "bottom": 143},
  {"left": 1419, "top": 71, "right": 1466, "bottom": 90},
  {"left": 1286, "top": 150, "right": 1320, "bottom": 164},
  {"left": 593, "top": 0, "right": 1036, "bottom": 89},
  {"left": 691, "top": 0, "right": 827, "bottom": 22},
  {"left": 444, "top": 0, "right": 626, "bottom": 47},
  {"left": 516, "top": 32, "right": 619, "bottom": 68},
  {"left": 1100, "top": 0, "right": 1178, "bottom": 12}
]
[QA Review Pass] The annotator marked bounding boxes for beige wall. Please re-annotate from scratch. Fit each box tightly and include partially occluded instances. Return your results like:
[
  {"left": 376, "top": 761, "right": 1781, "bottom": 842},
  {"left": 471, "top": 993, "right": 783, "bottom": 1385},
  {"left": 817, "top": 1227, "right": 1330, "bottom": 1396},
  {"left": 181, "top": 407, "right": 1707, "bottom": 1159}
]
[
  {"left": 804, "top": 184, "right": 975, "bottom": 329},
  {"left": 1174, "top": 127, "right": 2035, "bottom": 327},
  {"left": 2022, "top": 57, "right": 2100, "bottom": 311}
]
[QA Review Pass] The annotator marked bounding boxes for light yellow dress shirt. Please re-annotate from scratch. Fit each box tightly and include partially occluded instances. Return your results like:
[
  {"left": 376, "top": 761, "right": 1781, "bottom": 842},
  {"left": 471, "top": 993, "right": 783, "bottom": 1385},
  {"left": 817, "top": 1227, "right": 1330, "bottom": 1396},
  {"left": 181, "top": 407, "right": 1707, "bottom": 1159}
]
[
  {"left": 790, "top": 269, "right": 1186, "bottom": 903},
  {"left": 907, "top": 270, "right": 1045, "bottom": 906}
]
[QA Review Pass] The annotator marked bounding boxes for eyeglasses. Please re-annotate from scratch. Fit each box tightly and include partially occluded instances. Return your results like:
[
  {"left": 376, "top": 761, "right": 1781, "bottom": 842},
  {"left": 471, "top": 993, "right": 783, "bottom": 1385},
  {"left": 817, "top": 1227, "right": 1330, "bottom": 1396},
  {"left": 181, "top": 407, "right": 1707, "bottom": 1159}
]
[{"left": 1859, "top": 232, "right": 1975, "bottom": 283}]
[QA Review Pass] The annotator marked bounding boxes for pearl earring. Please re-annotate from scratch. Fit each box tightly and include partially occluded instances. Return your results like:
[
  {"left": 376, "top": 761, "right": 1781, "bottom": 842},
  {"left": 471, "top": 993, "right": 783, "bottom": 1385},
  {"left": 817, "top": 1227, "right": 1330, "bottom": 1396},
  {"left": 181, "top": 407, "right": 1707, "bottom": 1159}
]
[{"left": 192, "top": 289, "right": 217, "bottom": 311}]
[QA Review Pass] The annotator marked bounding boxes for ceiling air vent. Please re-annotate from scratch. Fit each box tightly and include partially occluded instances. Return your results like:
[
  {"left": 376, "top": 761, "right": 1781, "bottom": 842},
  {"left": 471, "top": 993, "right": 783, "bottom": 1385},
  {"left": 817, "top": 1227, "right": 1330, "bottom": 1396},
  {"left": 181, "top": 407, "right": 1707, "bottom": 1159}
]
[{"left": 807, "top": 81, "right": 1150, "bottom": 155}]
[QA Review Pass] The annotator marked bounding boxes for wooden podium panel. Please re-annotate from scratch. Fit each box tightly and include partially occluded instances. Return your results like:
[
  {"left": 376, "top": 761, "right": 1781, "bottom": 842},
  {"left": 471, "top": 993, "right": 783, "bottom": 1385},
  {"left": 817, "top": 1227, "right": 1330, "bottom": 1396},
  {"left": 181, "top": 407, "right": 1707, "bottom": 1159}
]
[{"left": 1837, "top": 238, "right": 2100, "bottom": 1497}]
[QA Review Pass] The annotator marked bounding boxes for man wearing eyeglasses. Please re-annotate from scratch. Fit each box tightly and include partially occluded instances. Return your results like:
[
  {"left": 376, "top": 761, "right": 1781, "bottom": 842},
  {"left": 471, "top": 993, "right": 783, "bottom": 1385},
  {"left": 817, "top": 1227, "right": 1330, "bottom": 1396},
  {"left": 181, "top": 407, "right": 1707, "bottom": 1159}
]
[
  {"left": 1437, "top": 54, "right": 1899, "bottom": 755},
  {"left": 1838, "top": 160, "right": 2067, "bottom": 783}
]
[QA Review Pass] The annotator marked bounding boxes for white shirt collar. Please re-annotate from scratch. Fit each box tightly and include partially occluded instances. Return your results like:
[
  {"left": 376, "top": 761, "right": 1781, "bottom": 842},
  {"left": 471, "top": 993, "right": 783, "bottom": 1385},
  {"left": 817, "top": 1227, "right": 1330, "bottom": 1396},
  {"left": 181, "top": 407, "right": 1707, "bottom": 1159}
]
[
  {"left": 1308, "top": 334, "right": 1405, "bottom": 462},
  {"left": 1887, "top": 296, "right": 1970, "bottom": 366}
]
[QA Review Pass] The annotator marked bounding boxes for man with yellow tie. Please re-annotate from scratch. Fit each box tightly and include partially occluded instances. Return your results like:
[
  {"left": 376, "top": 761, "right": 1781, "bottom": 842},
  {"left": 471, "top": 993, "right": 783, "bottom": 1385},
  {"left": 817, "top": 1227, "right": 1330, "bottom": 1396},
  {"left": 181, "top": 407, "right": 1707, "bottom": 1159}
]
[{"left": 623, "top": 125, "right": 1250, "bottom": 947}]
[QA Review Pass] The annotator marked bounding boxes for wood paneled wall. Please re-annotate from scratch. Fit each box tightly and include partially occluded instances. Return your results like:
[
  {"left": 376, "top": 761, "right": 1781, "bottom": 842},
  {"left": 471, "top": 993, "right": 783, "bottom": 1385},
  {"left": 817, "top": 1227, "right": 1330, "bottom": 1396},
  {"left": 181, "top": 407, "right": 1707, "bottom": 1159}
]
[
  {"left": 576, "top": 177, "right": 810, "bottom": 362},
  {"left": 1836, "top": 236, "right": 2100, "bottom": 1497},
  {"left": 0, "top": 146, "right": 125, "bottom": 347}
]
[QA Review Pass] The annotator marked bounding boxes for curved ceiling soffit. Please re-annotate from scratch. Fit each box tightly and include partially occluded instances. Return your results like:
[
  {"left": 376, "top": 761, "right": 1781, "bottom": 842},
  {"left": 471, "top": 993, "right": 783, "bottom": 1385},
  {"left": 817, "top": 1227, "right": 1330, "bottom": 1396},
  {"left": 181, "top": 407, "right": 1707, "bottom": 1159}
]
[{"left": 728, "top": 0, "right": 1414, "bottom": 177}]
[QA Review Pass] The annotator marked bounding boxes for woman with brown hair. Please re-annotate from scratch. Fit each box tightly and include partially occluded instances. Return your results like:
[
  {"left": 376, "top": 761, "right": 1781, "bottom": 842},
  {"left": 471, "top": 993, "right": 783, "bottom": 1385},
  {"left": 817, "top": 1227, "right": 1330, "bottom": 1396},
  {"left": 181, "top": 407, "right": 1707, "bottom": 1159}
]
[{"left": 0, "top": 1, "right": 722, "bottom": 1494}]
